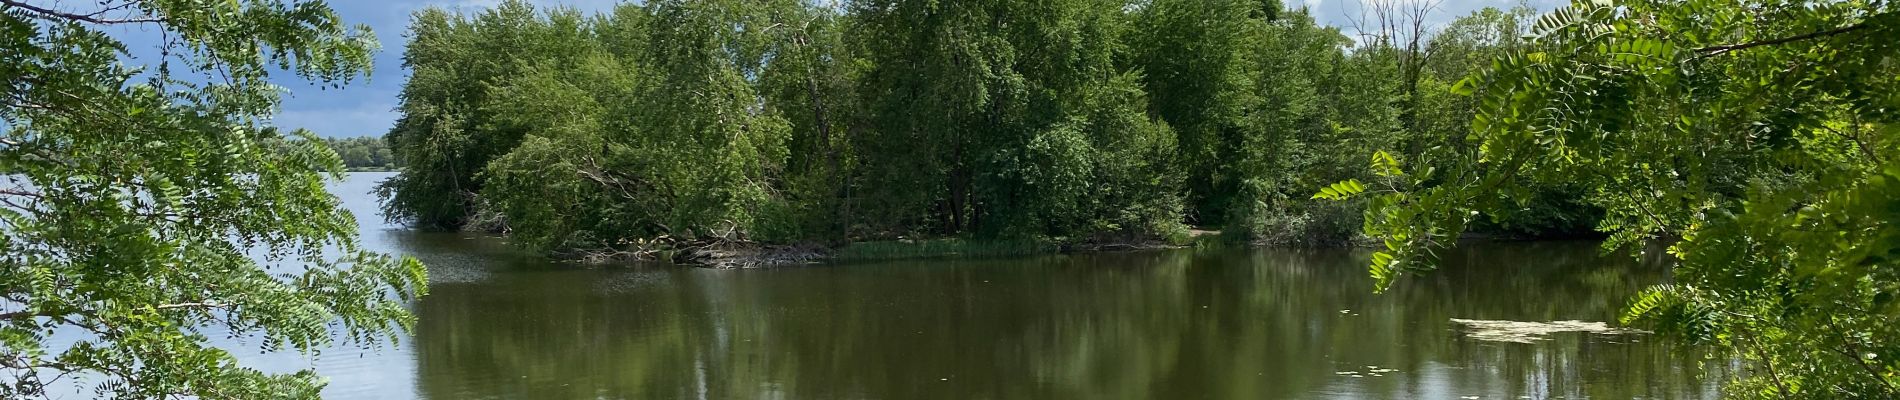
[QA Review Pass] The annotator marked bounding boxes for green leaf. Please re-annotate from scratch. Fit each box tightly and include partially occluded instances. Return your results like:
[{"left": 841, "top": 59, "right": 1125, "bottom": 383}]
[
  {"left": 1370, "top": 151, "right": 1404, "bottom": 177},
  {"left": 1312, "top": 179, "right": 1367, "bottom": 200}
]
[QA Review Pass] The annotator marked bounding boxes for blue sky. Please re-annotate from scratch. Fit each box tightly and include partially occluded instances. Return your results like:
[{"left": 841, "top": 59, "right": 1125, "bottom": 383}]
[{"left": 251, "top": 0, "right": 1561, "bottom": 138}]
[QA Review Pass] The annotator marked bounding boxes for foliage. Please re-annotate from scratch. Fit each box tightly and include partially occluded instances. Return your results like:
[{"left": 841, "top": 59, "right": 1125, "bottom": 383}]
[
  {"left": 323, "top": 136, "right": 397, "bottom": 170},
  {"left": 379, "top": 1, "right": 602, "bottom": 230},
  {"left": 377, "top": 1, "right": 1590, "bottom": 253},
  {"left": 848, "top": 0, "right": 1186, "bottom": 240},
  {"left": 1321, "top": 0, "right": 1900, "bottom": 397},
  {"left": 380, "top": 0, "right": 796, "bottom": 251},
  {"left": 0, "top": 0, "right": 427, "bottom": 398}
]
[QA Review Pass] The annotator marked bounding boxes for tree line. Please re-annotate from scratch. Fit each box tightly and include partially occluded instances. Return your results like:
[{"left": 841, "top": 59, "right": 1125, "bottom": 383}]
[
  {"left": 377, "top": 0, "right": 1593, "bottom": 253},
  {"left": 323, "top": 136, "right": 399, "bottom": 170}
]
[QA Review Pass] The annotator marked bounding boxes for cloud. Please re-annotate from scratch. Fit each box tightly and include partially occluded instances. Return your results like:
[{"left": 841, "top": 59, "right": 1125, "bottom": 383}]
[
  {"left": 272, "top": 98, "right": 400, "bottom": 139},
  {"left": 1306, "top": 0, "right": 1566, "bottom": 28}
]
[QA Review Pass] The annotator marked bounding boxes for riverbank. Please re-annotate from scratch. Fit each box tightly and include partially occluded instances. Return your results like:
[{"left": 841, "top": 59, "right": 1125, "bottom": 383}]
[
  {"left": 653, "top": 228, "right": 1605, "bottom": 269},
  {"left": 654, "top": 232, "right": 1237, "bottom": 269}
]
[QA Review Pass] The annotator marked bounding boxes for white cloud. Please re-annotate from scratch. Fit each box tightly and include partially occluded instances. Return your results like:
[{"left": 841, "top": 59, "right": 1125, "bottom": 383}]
[{"left": 272, "top": 100, "right": 400, "bottom": 139}]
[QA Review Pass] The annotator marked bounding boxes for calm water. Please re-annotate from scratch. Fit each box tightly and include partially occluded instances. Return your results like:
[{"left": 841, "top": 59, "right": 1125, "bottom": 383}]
[{"left": 281, "top": 173, "right": 1723, "bottom": 399}]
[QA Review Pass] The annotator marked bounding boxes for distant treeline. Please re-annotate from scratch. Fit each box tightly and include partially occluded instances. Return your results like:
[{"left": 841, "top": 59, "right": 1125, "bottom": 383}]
[
  {"left": 377, "top": 0, "right": 1599, "bottom": 253},
  {"left": 324, "top": 136, "right": 399, "bottom": 170}
]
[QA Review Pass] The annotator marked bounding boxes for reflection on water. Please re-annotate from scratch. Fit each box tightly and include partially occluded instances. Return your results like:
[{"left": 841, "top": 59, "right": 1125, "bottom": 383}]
[{"left": 315, "top": 173, "right": 1725, "bottom": 399}]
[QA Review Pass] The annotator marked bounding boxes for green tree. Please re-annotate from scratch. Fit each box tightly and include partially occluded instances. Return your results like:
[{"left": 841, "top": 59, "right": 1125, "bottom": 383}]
[
  {"left": 379, "top": 0, "right": 596, "bottom": 229},
  {"left": 0, "top": 0, "right": 427, "bottom": 398},
  {"left": 323, "top": 136, "right": 398, "bottom": 170},
  {"left": 850, "top": 0, "right": 1185, "bottom": 240},
  {"left": 1324, "top": 0, "right": 1900, "bottom": 397},
  {"left": 756, "top": 3, "right": 860, "bottom": 243},
  {"left": 1130, "top": 0, "right": 1266, "bottom": 224},
  {"left": 1130, "top": 0, "right": 1396, "bottom": 243},
  {"left": 385, "top": 0, "right": 806, "bottom": 251},
  {"left": 1229, "top": 8, "right": 1385, "bottom": 244}
]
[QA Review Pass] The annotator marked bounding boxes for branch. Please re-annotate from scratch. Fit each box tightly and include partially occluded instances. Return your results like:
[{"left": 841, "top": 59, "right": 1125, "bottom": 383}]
[
  {"left": 1826, "top": 319, "right": 1899, "bottom": 395},
  {"left": 1695, "top": 23, "right": 1869, "bottom": 55},
  {"left": 0, "top": 302, "right": 227, "bottom": 321},
  {"left": 0, "top": 0, "right": 165, "bottom": 24}
]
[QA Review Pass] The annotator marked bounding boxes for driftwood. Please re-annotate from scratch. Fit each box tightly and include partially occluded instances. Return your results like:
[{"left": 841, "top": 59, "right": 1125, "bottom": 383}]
[
  {"left": 670, "top": 225, "right": 827, "bottom": 268},
  {"left": 672, "top": 242, "right": 828, "bottom": 269}
]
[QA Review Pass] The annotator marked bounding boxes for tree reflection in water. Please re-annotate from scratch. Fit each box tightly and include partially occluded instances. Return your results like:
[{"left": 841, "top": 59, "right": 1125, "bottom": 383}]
[{"left": 406, "top": 241, "right": 1724, "bottom": 400}]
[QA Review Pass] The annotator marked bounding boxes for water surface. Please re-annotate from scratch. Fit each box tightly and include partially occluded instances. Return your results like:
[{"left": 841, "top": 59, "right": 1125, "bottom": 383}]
[{"left": 304, "top": 172, "right": 1724, "bottom": 399}]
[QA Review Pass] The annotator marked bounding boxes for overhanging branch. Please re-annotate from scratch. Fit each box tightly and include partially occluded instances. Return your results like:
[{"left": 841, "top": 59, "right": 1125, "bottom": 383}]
[
  {"left": 1695, "top": 23, "right": 1870, "bottom": 55},
  {"left": 0, "top": 302, "right": 228, "bottom": 321},
  {"left": 0, "top": 0, "right": 165, "bottom": 25}
]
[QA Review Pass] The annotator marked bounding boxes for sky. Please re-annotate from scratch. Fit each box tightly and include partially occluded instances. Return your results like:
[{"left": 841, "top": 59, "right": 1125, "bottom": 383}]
[{"left": 231, "top": 0, "right": 1565, "bottom": 138}]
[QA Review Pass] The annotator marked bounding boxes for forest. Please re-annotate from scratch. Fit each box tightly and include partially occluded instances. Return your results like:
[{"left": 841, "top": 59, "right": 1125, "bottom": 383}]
[{"left": 376, "top": 0, "right": 1598, "bottom": 254}]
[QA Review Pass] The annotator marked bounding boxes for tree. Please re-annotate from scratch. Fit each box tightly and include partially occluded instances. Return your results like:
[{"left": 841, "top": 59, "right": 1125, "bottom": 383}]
[
  {"left": 850, "top": 0, "right": 1185, "bottom": 240},
  {"left": 0, "top": 0, "right": 427, "bottom": 398},
  {"left": 756, "top": 2, "right": 860, "bottom": 243},
  {"left": 323, "top": 136, "right": 398, "bottom": 170},
  {"left": 1130, "top": 0, "right": 1398, "bottom": 243},
  {"left": 1130, "top": 0, "right": 1264, "bottom": 225},
  {"left": 379, "top": 0, "right": 595, "bottom": 230},
  {"left": 384, "top": 0, "right": 807, "bottom": 251},
  {"left": 1322, "top": 0, "right": 1900, "bottom": 397}
]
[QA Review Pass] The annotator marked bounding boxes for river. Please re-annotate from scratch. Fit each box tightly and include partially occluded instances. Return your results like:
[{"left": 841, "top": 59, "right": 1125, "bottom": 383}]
[{"left": 262, "top": 172, "right": 1727, "bottom": 399}]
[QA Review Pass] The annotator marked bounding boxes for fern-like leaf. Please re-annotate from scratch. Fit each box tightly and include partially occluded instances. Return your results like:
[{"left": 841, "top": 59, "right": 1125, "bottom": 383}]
[
  {"left": 1370, "top": 151, "right": 1404, "bottom": 177},
  {"left": 1312, "top": 179, "right": 1366, "bottom": 200}
]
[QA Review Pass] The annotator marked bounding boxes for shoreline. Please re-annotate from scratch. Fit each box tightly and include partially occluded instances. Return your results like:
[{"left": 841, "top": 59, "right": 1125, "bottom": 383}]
[{"left": 651, "top": 232, "right": 1612, "bottom": 269}]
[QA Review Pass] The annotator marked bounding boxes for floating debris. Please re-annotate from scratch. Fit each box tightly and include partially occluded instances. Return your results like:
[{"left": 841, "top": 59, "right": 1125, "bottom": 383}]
[
  {"left": 1450, "top": 318, "right": 1648, "bottom": 344},
  {"left": 1334, "top": 365, "right": 1398, "bottom": 378}
]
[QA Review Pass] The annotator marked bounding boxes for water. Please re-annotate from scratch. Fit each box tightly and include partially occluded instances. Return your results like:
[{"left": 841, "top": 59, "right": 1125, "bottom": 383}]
[{"left": 298, "top": 172, "right": 1724, "bottom": 399}]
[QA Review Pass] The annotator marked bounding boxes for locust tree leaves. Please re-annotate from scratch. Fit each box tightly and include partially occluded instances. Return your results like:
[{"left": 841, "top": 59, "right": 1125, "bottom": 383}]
[
  {"left": 1325, "top": 0, "right": 1900, "bottom": 396},
  {"left": 0, "top": 1, "right": 426, "bottom": 398}
]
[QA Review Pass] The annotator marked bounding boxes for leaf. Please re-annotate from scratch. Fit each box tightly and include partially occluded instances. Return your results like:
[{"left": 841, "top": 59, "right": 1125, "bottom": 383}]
[
  {"left": 1312, "top": 179, "right": 1366, "bottom": 200},
  {"left": 1449, "top": 76, "right": 1477, "bottom": 96},
  {"left": 1370, "top": 150, "right": 1404, "bottom": 178},
  {"left": 1369, "top": 251, "right": 1400, "bottom": 292}
]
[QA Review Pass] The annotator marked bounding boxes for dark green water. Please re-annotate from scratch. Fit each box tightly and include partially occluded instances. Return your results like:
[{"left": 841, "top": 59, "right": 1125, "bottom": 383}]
[{"left": 300, "top": 173, "right": 1726, "bottom": 399}]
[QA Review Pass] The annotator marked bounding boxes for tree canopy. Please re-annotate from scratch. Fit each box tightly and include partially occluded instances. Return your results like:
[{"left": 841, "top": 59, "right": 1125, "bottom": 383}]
[
  {"left": 323, "top": 136, "right": 398, "bottom": 170},
  {"left": 379, "top": 0, "right": 1553, "bottom": 251},
  {"left": 0, "top": 0, "right": 426, "bottom": 398}
]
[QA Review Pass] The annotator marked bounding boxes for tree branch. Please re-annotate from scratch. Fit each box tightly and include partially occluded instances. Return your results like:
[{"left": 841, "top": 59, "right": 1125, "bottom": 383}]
[
  {"left": 0, "top": 0, "right": 165, "bottom": 25},
  {"left": 1695, "top": 23, "right": 1870, "bottom": 55},
  {"left": 0, "top": 302, "right": 227, "bottom": 321}
]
